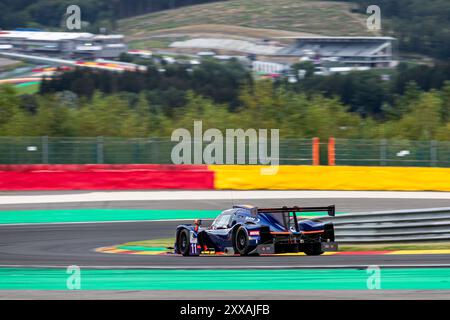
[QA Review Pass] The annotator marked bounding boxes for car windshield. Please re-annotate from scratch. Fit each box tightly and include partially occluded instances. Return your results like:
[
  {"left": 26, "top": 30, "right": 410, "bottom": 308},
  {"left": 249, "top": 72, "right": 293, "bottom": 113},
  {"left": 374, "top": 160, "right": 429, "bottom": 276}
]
[{"left": 211, "top": 213, "right": 233, "bottom": 229}]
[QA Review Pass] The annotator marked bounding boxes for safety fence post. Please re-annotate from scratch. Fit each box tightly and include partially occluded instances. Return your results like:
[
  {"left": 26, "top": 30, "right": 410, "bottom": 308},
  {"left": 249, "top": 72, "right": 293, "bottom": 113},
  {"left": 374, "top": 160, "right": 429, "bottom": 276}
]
[
  {"left": 96, "top": 136, "right": 104, "bottom": 164},
  {"left": 41, "top": 136, "right": 49, "bottom": 164},
  {"left": 312, "top": 137, "right": 320, "bottom": 165},
  {"left": 150, "top": 138, "right": 159, "bottom": 164},
  {"left": 328, "top": 137, "right": 335, "bottom": 166},
  {"left": 380, "top": 139, "right": 387, "bottom": 166},
  {"left": 430, "top": 140, "right": 438, "bottom": 167}
]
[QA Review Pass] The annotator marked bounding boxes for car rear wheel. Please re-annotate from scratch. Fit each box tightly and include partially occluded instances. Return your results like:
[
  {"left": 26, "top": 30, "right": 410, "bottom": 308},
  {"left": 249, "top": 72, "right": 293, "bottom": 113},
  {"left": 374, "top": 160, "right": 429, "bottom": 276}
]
[
  {"left": 178, "top": 229, "right": 191, "bottom": 256},
  {"left": 234, "top": 226, "right": 251, "bottom": 256},
  {"left": 304, "top": 244, "right": 324, "bottom": 256}
]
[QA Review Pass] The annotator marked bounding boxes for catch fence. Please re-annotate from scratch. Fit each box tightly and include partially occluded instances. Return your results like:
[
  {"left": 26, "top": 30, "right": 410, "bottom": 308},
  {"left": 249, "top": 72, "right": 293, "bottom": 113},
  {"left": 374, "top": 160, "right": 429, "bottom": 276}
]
[{"left": 0, "top": 137, "right": 448, "bottom": 167}]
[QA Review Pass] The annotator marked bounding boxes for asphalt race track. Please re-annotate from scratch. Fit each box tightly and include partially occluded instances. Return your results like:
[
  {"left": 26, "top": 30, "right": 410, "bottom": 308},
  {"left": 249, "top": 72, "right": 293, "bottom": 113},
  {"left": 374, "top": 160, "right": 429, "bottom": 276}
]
[
  {"left": 2, "top": 220, "right": 450, "bottom": 269},
  {"left": 1, "top": 195, "right": 450, "bottom": 269},
  {"left": 1, "top": 192, "right": 450, "bottom": 299}
]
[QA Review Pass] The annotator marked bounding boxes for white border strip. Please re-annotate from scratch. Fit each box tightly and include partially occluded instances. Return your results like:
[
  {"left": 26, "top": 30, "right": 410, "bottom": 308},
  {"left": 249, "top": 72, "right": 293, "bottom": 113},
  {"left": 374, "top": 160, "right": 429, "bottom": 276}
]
[
  {"left": 1, "top": 264, "right": 450, "bottom": 269},
  {"left": 1, "top": 190, "right": 450, "bottom": 205}
]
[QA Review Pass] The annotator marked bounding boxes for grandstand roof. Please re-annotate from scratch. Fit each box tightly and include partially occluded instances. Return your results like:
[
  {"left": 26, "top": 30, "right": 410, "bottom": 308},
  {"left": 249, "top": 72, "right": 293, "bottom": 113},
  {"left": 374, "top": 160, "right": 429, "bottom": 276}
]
[
  {"left": 0, "top": 30, "right": 93, "bottom": 41},
  {"left": 0, "top": 31, "right": 124, "bottom": 42},
  {"left": 277, "top": 36, "right": 395, "bottom": 58}
]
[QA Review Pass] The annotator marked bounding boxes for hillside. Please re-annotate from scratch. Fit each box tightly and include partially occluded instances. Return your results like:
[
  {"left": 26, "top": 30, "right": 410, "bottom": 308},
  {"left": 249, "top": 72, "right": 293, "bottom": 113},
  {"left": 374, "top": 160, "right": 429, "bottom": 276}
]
[
  {"left": 118, "top": 0, "right": 378, "bottom": 48},
  {"left": 0, "top": 0, "right": 222, "bottom": 31}
]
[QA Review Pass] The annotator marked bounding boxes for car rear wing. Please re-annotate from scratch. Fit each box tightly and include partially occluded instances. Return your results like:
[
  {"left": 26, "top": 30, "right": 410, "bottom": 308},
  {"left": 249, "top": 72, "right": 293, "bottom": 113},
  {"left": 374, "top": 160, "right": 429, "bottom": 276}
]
[{"left": 257, "top": 205, "right": 335, "bottom": 217}]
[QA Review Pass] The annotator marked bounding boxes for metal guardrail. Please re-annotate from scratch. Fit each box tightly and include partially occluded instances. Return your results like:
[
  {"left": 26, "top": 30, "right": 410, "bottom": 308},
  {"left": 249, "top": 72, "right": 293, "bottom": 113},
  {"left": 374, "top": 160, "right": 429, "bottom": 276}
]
[{"left": 319, "top": 207, "right": 450, "bottom": 243}]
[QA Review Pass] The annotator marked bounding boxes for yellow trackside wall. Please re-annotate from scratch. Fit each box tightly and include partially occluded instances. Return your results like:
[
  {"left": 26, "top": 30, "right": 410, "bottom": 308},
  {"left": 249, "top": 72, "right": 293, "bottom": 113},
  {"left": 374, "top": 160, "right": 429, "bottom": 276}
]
[{"left": 208, "top": 165, "right": 450, "bottom": 191}]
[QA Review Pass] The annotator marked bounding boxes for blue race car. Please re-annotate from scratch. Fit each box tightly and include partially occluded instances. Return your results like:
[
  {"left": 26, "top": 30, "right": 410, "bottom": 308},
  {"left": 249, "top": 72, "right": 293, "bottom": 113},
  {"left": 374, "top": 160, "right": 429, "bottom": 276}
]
[{"left": 174, "top": 205, "right": 338, "bottom": 256}]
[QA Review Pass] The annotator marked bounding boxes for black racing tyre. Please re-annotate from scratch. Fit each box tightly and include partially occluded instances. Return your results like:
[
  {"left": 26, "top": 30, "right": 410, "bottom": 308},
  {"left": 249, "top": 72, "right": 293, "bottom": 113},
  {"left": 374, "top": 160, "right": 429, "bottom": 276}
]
[
  {"left": 178, "top": 229, "right": 191, "bottom": 256},
  {"left": 304, "top": 244, "right": 324, "bottom": 256},
  {"left": 234, "top": 226, "right": 251, "bottom": 256}
]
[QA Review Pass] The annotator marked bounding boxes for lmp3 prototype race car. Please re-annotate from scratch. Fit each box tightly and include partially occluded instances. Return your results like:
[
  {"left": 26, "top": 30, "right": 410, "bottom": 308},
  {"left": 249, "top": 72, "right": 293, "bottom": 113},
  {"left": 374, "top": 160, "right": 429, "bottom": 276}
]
[{"left": 174, "top": 205, "right": 338, "bottom": 256}]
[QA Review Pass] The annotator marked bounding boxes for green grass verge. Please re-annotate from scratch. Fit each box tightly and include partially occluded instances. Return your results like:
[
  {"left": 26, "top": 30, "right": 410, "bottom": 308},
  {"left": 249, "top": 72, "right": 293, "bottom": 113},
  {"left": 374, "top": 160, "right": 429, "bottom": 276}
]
[
  {"left": 0, "top": 61, "right": 25, "bottom": 73},
  {"left": 128, "top": 38, "right": 176, "bottom": 49},
  {"left": 339, "top": 242, "right": 450, "bottom": 251},
  {"left": 14, "top": 82, "right": 40, "bottom": 95},
  {"left": 124, "top": 238, "right": 175, "bottom": 248},
  {"left": 122, "top": 238, "right": 450, "bottom": 251}
]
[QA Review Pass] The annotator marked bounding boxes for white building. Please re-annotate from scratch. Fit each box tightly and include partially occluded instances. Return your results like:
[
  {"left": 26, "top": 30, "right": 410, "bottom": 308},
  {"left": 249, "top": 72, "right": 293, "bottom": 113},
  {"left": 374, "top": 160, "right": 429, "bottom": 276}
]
[
  {"left": 252, "top": 61, "right": 288, "bottom": 74},
  {"left": 0, "top": 30, "right": 127, "bottom": 59}
]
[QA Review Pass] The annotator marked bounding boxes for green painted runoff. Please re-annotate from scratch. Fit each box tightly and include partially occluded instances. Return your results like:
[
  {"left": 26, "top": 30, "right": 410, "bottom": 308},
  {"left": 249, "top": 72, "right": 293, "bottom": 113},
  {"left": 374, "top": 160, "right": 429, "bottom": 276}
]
[
  {"left": 0, "top": 209, "right": 336, "bottom": 224},
  {"left": 0, "top": 268, "right": 449, "bottom": 290}
]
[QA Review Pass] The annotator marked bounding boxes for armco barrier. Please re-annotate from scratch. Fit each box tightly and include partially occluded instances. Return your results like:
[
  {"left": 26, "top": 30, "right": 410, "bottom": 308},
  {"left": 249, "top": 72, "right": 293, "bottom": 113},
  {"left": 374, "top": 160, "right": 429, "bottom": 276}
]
[
  {"left": 209, "top": 165, "right": 450, "bottom": 191},
  {"left": 0, "top": 164, "right": 214, "bottom": 190},
  {"left": 319, "top": 207, "right": 450, "bottom": 243}
]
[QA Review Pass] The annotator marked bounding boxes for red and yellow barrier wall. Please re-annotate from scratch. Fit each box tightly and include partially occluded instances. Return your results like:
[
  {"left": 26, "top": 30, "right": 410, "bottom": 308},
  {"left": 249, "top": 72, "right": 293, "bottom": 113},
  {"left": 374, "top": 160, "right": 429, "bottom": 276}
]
[
  {"left": 0, "top": 164, "right": 449, "bottom": 191},
  {"left": 209, "top": 165, "right": 450, "bottom": 191},
  {"left": 0, "top": 164, "right": 214, "bottom": 191}
]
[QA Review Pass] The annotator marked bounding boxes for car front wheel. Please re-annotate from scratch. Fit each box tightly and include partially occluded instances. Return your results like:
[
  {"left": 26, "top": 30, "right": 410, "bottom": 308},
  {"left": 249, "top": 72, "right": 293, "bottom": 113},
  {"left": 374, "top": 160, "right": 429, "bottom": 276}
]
[
  {"left": 178, "top": 229, "right": 191, "bottom": 256},
  {"left": 234, "top": 226, "right": 251, "bottom": 256}
]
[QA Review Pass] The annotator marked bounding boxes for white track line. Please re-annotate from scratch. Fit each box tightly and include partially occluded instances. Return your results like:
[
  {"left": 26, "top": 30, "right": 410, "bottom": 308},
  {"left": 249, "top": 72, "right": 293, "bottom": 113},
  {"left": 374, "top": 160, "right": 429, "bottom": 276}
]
[
  {"left": 1, "top": 264, "right": 450, "bottom": 269},
  {"left": 1, "top": 190, "right": 450, "bottom": 205}
]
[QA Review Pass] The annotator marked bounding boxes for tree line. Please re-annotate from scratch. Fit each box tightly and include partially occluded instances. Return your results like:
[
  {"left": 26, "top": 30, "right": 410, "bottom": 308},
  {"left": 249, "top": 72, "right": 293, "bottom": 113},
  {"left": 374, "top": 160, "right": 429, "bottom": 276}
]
[
  {"left": 1, "top": 76, "right": 449, "bottom": 141},
  {"left": 40, "top": 59, "right": 450, "bottom": 119},
  {"left": 286, "top": 61, "right": 450, "bottom": 118},
  {"left": 40, "top": 60, "right": 251, "bottom": 114}
]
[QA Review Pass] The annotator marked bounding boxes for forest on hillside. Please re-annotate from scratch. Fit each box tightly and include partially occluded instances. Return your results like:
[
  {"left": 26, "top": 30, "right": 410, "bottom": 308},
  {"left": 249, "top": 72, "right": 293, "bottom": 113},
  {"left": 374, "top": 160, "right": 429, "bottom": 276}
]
[
  {"left": 1, "top": 60, "right": 449, "bottom": 141},
  {"left": 38, "top": 59, "right": 450, "bottom": 119},
  {"left": 340, "top": 0, "right": 450, "bottom": 60}
]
